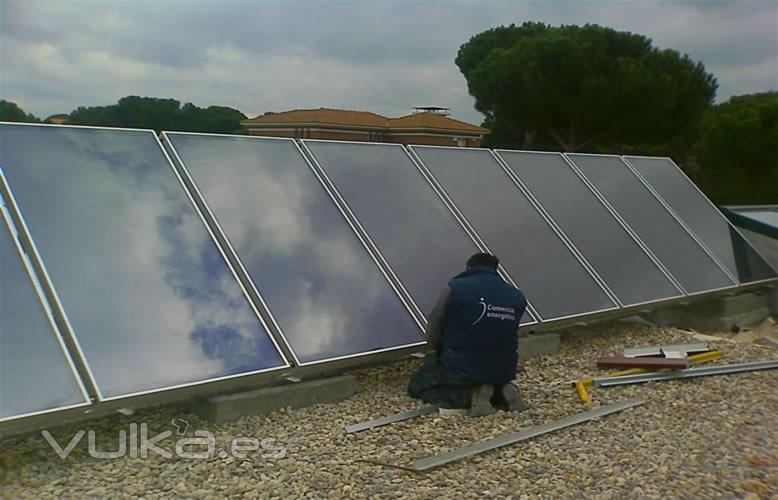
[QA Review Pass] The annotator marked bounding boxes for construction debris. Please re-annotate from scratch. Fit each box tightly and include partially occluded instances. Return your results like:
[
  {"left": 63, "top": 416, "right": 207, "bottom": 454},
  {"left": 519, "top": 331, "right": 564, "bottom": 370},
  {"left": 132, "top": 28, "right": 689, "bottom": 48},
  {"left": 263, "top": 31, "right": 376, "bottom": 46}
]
[{"left": 573, "top": 350, "right": 721, "bottom": 404}]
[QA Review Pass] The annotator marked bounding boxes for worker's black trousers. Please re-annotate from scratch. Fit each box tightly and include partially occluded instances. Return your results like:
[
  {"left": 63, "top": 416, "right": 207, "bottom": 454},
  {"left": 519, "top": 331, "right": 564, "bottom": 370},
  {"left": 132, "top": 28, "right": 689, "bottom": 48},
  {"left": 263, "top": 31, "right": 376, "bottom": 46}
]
[{"left": 407, "top": 358, "right": 478, "bottom": 409}]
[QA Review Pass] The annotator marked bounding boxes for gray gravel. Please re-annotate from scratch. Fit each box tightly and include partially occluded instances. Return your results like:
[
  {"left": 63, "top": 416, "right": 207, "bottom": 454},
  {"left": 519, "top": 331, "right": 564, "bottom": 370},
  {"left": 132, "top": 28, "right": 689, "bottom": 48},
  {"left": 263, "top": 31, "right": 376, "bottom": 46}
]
[{"left": 2, "top": 321, "right": 777, "bottom": 499}]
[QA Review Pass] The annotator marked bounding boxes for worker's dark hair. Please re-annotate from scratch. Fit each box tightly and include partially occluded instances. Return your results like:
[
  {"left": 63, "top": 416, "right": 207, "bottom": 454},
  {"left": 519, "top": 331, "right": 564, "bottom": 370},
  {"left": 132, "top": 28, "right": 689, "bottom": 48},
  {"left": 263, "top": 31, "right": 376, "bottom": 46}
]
[{"left": 466, "top": 252, "right": 499, "bottom": 270}]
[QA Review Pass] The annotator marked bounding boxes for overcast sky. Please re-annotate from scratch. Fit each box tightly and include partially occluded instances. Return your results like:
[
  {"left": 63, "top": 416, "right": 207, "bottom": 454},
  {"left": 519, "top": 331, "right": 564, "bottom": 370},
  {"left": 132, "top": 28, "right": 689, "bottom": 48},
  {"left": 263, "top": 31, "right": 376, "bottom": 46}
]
[{"left": 1, "top": 0, "right": 776, "bottom": 123}]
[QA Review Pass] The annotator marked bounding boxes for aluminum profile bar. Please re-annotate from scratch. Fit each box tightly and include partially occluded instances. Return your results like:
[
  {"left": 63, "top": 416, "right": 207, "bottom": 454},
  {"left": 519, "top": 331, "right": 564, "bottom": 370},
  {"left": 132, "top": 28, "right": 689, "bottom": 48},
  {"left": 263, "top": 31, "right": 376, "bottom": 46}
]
[
  {"left": 661, "top": 350, "right": 686, "bottom": 359},
  {"left": 410, "top": 398, "right": 645, "bottom": 471},
  {"left": 623, "top": 346, "right": 662, "bottom": 358},
  {"left": 345, "top": 405, "right": 438, "bottom": 433},
  {"left": 594, "top": 360, "right": 778, "bottom": 387},
  {"left": 0, "top": 167, "right": 101, "bottom": 401},
  {"left": 624, "top": 342, "right": 709, "bottom": 358}
]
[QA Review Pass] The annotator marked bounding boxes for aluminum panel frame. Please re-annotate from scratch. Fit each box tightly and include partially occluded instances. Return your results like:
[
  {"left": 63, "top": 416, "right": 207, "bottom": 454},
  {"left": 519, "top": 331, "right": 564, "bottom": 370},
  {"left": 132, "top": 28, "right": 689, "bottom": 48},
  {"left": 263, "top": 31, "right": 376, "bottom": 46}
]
[{"left": 0, "top": 192, "right": 93, "bottom": 422}]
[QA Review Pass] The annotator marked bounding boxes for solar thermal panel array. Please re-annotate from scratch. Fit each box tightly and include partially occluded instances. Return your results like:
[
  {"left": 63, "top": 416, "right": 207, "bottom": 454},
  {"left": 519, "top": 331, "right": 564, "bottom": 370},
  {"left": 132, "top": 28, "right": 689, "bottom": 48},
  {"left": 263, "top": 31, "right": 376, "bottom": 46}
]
[{"left": 1, "top": 122, "right": 775, "bottom": 424}]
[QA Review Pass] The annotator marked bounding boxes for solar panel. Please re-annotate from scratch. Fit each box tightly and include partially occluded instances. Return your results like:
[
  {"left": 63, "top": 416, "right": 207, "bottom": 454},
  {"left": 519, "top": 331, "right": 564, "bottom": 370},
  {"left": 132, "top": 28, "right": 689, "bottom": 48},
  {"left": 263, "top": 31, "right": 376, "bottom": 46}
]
[
  {"left": 0, "top": 197, "right": 89, "bottom": 421},
  {"left": 410, "top": 146, "right": 617, "bottom": 321},
  {"left": 0, "top": 123, "right": 288, "bottom": 400},
  {"left": 496, "top": 151, "right": 682, "bottom": 307},
  {"left": 163, "top": 133, "right": 424, "bottom": 364},
  {"left": 566, "top": 154, "right": 736, "bottom": 294},
  {"left": 624, "top": 156, "right": 777, "bottom": 283},
  {"left": 302, "top": 140, "right": 535, "bottom": 325}
]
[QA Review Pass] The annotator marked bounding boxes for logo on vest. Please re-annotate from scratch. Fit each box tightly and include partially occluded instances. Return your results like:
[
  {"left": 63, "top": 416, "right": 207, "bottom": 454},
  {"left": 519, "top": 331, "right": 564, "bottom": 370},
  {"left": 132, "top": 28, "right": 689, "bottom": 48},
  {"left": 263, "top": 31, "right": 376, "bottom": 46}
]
[{"left": 472, "top": 298, "right": 516, "bottom": 325}]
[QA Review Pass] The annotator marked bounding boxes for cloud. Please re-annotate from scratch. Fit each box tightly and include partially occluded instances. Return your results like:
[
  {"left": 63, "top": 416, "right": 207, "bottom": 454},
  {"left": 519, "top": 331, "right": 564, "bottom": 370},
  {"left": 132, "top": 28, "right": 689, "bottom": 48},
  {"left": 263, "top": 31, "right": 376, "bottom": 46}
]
[{"left": 1, "top": 0, "right": 776, "bottom": 124}]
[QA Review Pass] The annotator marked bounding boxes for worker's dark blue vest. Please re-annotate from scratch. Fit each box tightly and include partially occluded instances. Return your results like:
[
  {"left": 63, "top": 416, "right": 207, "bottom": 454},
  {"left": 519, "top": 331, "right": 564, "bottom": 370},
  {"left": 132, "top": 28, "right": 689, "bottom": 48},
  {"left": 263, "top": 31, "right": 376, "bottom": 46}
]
[{"left": 439, "top": 266, "right": 527, "bottom": 384}]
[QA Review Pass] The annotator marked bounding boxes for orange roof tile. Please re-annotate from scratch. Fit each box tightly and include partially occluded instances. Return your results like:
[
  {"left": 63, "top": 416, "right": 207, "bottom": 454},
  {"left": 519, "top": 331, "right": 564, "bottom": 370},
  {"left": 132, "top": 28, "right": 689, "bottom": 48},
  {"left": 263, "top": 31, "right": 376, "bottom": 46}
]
[
  {"left": 387, "top": 112, "right": 489, "bottom": 134},
  {"left": 244, "top": 108, "right": 388, "bottom": 128}
]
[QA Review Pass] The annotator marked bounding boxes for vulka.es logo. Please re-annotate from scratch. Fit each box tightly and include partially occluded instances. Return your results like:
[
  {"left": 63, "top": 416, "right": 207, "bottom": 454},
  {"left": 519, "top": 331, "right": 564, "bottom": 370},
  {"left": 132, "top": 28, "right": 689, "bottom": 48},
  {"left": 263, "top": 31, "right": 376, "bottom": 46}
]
[{"left": 41, "top": 422, "right": 286, "bottom": 460}]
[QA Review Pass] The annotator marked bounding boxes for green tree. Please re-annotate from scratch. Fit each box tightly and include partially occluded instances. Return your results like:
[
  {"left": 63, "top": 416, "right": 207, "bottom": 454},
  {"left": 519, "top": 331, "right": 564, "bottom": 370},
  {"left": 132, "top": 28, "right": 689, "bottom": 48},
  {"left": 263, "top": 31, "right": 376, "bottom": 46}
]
[
  {"left": 0, "top": 100, "right": 41, "bottom": 123},
  {"left": 68, "top": 96, "right": 247, "bottom": 133},
  {"left": 457, "top": 23, "right": 717, "bottom": 152},
  {"left": 691, "top": 92, "right": 778, "bottom": 204}
]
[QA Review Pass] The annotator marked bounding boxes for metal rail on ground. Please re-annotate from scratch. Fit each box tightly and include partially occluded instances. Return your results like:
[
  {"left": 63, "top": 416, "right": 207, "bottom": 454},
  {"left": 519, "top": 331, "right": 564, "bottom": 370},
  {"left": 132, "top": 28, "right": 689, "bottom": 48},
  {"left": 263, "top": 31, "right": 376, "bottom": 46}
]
[
  {"left": 409, "top": 398, "right": 646, "bottom": 471},
  {"left": 594, "top": 360, "right": 778, "bottom": 387}
]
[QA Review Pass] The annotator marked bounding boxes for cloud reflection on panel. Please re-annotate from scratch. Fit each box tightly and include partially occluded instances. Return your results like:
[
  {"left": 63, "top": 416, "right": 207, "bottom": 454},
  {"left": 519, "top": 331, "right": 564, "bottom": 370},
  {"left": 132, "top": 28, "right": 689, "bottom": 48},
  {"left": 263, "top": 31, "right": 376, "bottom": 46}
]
[
  {"left": 0, "top": 124, "right": 286, "bottom": 398},
  {"left": 165, "top": 133, "right": 424, "bottom": 363}
]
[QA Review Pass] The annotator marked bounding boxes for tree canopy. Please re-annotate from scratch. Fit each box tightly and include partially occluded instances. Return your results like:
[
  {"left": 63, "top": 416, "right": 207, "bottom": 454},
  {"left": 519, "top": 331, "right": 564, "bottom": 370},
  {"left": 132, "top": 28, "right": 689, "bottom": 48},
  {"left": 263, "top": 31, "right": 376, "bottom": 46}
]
[
  {"left": 457, "top": 23, "right": 717, "bottom": 152},
  {"left": 0, "top": 100, "right": 41, "bottom": 123},
  {"left": 690, "top": 92, "right": 778, "bottom": 204},
  {"left": 68, "top": 96, "right": 247, "bottom": 134}
]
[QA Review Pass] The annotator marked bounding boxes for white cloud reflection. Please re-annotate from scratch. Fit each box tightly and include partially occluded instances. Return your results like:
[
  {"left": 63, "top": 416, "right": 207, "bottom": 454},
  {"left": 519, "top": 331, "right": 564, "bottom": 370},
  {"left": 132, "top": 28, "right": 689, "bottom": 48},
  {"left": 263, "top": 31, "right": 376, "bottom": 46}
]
[
  {"left": 0, "top": 126, "right": 285, "bottom": 397},
  {"left": 167, "top": 134, "right": 423, "bottom": 362}
]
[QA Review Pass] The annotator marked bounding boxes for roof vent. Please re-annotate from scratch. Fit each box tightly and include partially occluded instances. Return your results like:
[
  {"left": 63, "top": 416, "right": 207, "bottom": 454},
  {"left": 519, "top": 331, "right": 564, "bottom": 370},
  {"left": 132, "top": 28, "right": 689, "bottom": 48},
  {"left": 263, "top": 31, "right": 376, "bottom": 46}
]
[{"left": 413, "top": 106, "right": 450, "bottom": 116}]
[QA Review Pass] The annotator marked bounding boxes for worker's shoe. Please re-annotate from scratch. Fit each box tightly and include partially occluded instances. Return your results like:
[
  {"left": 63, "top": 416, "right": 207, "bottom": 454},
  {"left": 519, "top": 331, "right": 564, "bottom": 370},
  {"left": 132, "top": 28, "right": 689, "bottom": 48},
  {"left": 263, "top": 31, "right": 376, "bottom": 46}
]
[
  {"left": 469, "top": 385, "right": 497, "bottom": 417},
  {"left": 495, "top": 383, "right": 529, "bottom": 412}
]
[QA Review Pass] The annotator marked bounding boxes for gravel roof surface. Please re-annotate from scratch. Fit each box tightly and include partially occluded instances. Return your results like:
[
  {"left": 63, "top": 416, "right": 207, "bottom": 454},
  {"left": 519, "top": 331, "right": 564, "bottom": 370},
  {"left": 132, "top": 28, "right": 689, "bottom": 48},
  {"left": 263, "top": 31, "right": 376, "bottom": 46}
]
[{"left": 2, "top": 321, "right": 777, "bottom": 499}]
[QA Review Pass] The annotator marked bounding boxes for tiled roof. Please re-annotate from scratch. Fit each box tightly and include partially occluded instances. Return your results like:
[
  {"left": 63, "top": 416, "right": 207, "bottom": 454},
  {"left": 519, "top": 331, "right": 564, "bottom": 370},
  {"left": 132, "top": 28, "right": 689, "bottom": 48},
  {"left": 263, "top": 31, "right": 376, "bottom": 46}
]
[
  {"left": 388, "top": 112, "right": 489, "bottom": 133},
  {"left": 243, "top": 108, "right": 388, "bottom": 128},
  {"left": 242, "top": 108, "right": 488, "bottom": 134}
]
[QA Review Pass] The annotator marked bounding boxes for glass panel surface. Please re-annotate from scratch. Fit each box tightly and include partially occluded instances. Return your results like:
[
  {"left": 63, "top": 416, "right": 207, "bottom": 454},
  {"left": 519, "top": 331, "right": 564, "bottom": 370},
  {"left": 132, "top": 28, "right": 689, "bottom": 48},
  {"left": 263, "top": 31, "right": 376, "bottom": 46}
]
[
  {"left": 568, "top": 154, "right": 735, "bottom": 293},
  {"left": 0, "top": 124, "right": 287, "bottom": 398},
  {"left": 738, "top": 228, "right": 778, "bottom": 272},
  {"left": 304, "top": 141, "right": 533, "bottom": 323},
  {"left": 0, "top": 209, "right": 87, "bottom": 419},
  {"left": 412, "top": 146, "right": 616, "bottom": 319},
  {"left": 165, "top": 133, "right": 423, "bottom": 363},
  {"left": 626, "top": 156, "right": 777, "bottom": 283},
  {"left": 497, "top": 151, "right": 681, "bottom": 306}
]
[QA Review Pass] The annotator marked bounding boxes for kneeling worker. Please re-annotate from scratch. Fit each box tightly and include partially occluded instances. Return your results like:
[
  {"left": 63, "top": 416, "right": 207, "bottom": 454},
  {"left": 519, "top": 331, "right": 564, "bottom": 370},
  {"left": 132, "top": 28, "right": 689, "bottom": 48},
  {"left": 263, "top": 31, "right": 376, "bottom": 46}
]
[{"left": 408, "top": 252, "right": 528, "bottom": 416}]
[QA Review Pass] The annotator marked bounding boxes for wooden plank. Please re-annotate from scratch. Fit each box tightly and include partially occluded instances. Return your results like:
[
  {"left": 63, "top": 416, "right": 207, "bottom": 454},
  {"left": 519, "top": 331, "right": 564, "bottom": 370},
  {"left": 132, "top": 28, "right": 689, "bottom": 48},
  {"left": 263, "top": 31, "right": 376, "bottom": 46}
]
[{"left": 596, "top": 356, "right": 689, "bottom": 370}]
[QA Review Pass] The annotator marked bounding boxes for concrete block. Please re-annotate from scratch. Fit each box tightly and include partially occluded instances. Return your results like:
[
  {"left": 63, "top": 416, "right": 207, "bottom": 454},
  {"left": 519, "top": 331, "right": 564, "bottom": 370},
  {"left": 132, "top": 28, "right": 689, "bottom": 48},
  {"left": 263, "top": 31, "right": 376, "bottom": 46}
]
[
  {"left": 718, "top": 292, "right": 768, "bottom": 316},
  {"left": 518, "top": 332, "right": 560, "bottom": 359},
  {"left": 768, "top": 287, "right": 778, "bottom": 316},
  {"left": 194, "top": 375, "right": 358, "bottom": 424},
  {"left": 642, "top": 291, "right": 770, "bottom": 332}
]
